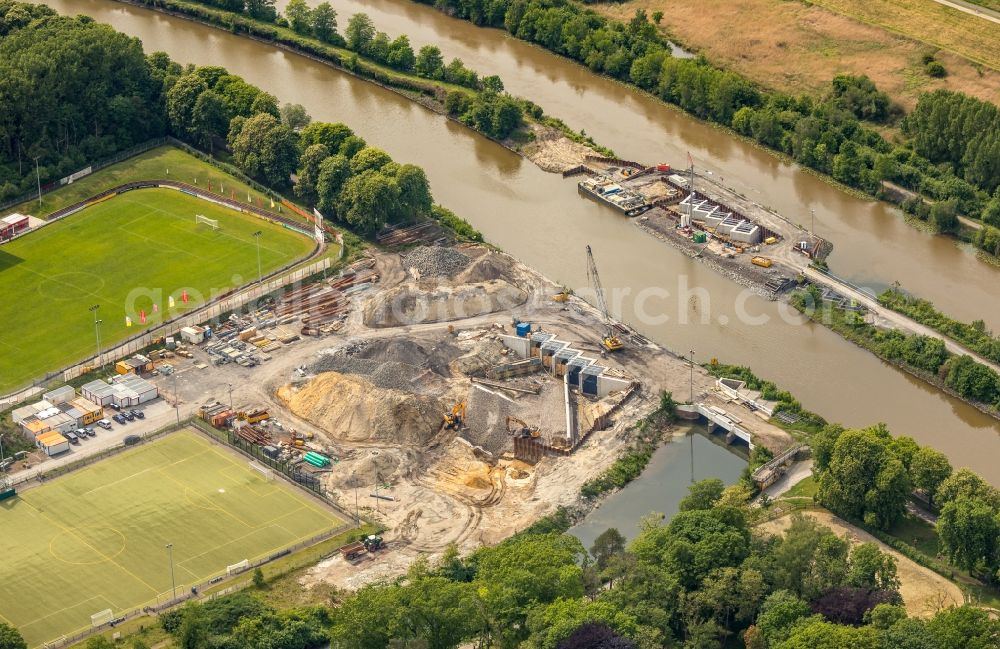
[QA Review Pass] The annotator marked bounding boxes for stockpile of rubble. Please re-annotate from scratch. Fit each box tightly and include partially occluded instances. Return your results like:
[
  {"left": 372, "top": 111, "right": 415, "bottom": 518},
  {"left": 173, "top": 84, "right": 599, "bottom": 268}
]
[{"left": 402, "top": 246, "right": 471, "bottom": 277}]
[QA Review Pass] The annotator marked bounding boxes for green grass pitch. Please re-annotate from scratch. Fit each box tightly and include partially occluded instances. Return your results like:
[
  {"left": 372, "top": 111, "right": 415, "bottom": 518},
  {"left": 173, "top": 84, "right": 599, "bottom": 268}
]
[
  {"left": 0, "top": 430, "right": 344, "bottom": 647},
  {"left": 0, "top": 187, "right": 314, "bottom": 392}
]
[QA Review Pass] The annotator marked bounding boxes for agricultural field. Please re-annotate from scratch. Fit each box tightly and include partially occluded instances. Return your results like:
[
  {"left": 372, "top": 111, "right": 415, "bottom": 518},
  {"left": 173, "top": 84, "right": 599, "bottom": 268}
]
[
  {"left": 0, "top": 187, "right": 314, "bottom": 392},
  {"left": 598, "top": 0, "right": 1000, "bottom": 110},
  {"left": 0, "top": 430, "right": 344, "bottom": 648}
]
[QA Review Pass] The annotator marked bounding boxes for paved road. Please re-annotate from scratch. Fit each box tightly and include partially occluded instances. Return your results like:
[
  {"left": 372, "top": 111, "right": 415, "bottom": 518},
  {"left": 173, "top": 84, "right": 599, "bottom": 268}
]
[
  {"left": 931, "top": 0, "right": 1000, "bottom": 25},
  {"left": 763, "top": 459, "right": 814, "bottom": 499},
  {"left": 802, "top": 267, "right": 1000, "bottom": 376}
]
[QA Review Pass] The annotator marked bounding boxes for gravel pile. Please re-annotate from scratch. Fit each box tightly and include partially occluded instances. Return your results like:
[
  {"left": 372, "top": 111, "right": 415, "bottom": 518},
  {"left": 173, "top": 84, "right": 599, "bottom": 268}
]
[
  {"left": 461, "top": 385, "right": 514, "bottom": 456},
  {"left": 312, "top": 340, "right": 435, "bottom": 391},
  {"left": 402, "top": 246, "right": 471, "bottom": 277}
]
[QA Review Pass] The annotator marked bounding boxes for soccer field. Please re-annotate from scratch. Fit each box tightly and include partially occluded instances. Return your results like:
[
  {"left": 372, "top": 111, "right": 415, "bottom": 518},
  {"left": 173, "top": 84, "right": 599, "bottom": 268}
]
[
  {"left": 0, "top": 430, "right": 344, "bottom": 647},
  {"left": 0, "top": 187, "right": 314, "bottom": 392}
]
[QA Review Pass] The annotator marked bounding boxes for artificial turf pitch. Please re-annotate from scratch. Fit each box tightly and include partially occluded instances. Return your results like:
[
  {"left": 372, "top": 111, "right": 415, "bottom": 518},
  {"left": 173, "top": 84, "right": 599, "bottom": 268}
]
[
  {"left": 0, "top": 430, "right": 343, "bottom": 647},
  {"left": 0, "top": 187, "right": 314, "bottom": 392}
]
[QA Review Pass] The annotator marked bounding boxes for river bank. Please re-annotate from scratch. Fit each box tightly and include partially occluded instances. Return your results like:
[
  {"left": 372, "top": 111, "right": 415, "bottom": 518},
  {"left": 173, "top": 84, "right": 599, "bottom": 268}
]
[{"left": 114, "top": 0, "right": 603, "bottom": 175}]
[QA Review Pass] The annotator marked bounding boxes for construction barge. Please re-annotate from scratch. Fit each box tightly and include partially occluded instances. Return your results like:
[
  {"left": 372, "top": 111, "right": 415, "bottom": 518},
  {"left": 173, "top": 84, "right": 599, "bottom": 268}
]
[{"left": 577, "top": 174, "right": 652, "bottom": 217}]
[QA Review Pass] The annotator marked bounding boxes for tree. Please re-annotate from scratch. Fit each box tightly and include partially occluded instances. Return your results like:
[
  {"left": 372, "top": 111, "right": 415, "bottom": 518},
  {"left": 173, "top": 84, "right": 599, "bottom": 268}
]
[
  {"left": 300, "top": 121, "right": 354, "bottom": 153},
  {"left": 936, "top": 469, "right": 999, "bottom": 508},
  {"left": 930, "top": 198, "right": 959, "bottom": 234},
  {"left": 250, "top": 91, "right": 280, "bottom": 118},
  {"left": 280, "top": 103, "right": 311, "bottom": 131},
  {"left": 910, "top": 447, "right": 952, "bottom": 505},
  {"left": 295, "top": 143, "right": 330, "bottom": 206},
  {"left": 229, "top": 113, "right": 299, "bottom": 187},
  {"left": 386, "top": 35, "right": 415, "bottom": 71},
  {"left": 339, "top": 134, "right": 368, "bottom": 159},
  {"left": 166, "top": 73, "right": 209, "bottom": 136},
  {"left": 527, "top": 598, "right": 637, "bottom": 649},
  {"left": 252, "top": 567, "right": 265, "bottom": 589},
  {"left": 315, "top": 154, "right": 352, "bottom": 215},
  {"left": 927, "top": 606, "right": 1000, "bottom": 649},
  {"left": 555, "top": 622, "right": 635, "bottom": 649},
  {"left": 345, "top": 12, "right": 375, "bottom": 53},
  {"left": 83, "top": 639, "right": 114, "bottom": 649},
  {"left": 481, "top": 74, "right": 505, "bottom": 94},
  {"left": 774, "top": 617, "right": 881, "bottom": 649},
  {"left": 284, "top": 0, "right": 311, "bottom": 34},
  {"left": 590, "top": 528, "right": 626, "bottom": 570},
  {"left": 415, "top": 45, "right": 445, "bottom": 79},
  {"left": 937, "top": 496, "right": 1000, "bottom": 572},
  {"left": 190, "top": 90, "right": 228, "bottom": 151},
  {"left": 0, "top": 622, "right": 26, "bottom": 649},
  {"left": 846, "top": 543, "right": 900, "bottom": 592},
  {"left": 679, "top": 479, "right": 725, "bottom": 511},
  {"left": 394, "top": 163, "right": 433, "bottom": 217},
  {"left": 754, "top": 590, "right": 810, "bottom": 648},
  {"left": 349, "top": 146, "right": 392, "bottom": 175},
  {"left": 310, "top": 2, "right": 337, "bottom": 43},
  {"left": 817, "top": 426, "right": 910, "bottom": 529},
  {"left": 245, "top": 0, "right": 277, "bottom": 21},
  {"left": 652, "top": 11, "right": 663, "bottom": 25}
]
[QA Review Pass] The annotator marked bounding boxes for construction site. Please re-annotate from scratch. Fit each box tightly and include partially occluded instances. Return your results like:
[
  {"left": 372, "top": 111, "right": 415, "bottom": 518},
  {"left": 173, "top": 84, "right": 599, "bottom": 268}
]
[
  {"left": 567, "top": 155, "right": 830, "bottom": 298},
  {"left": 138, "top": 240, "right": 798, "bottom": 589}
]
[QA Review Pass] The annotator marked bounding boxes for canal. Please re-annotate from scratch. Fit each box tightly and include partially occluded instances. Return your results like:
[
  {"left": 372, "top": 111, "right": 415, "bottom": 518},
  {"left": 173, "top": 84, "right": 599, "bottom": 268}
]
[
  {"left": 571, "top": 431, "right": 747, "bottom": 549},
  {"left": 38, "top": 0, "right": 1000, "bottom": 482}
]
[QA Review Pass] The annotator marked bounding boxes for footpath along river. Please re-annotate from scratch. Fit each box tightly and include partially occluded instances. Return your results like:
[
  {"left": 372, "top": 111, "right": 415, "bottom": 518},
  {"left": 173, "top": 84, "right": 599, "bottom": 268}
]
[{"left": 38, "top": 0, "right": 1000, "bottom": 482}]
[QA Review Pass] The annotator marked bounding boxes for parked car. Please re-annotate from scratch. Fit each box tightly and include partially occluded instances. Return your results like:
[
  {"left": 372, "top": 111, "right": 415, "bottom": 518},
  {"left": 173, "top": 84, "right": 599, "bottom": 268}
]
[
  {"left": 112, "top": 414, "right": 127, "bottom": 425},
  {"left": 65, "top": 431, "right": 80, "bottom": 444},
  {"left": 122, "top": 411, "right": 135, "bottom": 422},
  {"left": 130, "top": 409, "right": 145, "bottom": 420},
  {"left": 83, "top": 427, "right": 96, "bottom": 437},
  {"left": 124, "top": 435, "right": 141, "bottom": 446},
  {"left": 96, "top": 419, "right": 113, "bottom": 430},
  {"left": 74, "top": 428, "right": 90, "bottom": 440}
]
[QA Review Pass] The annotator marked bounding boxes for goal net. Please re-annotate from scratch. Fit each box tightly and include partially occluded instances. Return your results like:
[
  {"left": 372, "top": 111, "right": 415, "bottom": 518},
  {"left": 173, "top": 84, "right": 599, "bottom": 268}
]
[
  {"left": 226, "top": 559, "right": 250, "bottom": 575},
  {"left": 249, "top": 461, "right": 274, "bottom": 481},
  {"left": 91, "top": 609, "right": 113, "bottom": 627},
  {"left": 195, "top": 214, "right": 219, "bottom": 230}
]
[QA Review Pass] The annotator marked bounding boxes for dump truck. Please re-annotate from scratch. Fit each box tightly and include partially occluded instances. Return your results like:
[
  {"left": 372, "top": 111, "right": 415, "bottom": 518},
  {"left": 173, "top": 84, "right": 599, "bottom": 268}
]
[{"left": 339, "top": 541, "right": 366, "bottom": 561}]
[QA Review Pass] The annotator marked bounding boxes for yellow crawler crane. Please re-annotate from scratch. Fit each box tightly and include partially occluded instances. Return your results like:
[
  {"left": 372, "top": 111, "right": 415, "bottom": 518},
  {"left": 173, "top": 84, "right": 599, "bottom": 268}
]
[{"left": 586, "top": 245, "right": 624, "bottom": 352}]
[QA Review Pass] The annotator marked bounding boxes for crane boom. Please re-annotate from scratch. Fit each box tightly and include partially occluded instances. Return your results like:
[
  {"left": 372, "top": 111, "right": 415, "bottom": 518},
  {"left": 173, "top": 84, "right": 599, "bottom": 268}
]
[{"left": 585, "top": 245, "right": 624, "bottom": 352}]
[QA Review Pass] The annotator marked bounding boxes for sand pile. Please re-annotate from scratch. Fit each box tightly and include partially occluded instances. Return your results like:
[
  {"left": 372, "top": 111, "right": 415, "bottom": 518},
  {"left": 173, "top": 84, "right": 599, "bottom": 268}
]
[
  {"left": 521, "top": 125, "right": 593, "bottom": 173},
  {"left": 326, "top": 448, "right": 418, "bottom": 490},
  {"left": 363, "top": 280, "right": 527, "bottom": 328},
  {"left": 312, "top": 338, "right": 460, "bottom": 390},
  {"left": 277, "top": 372, "right": 448, "bottom": 446}
]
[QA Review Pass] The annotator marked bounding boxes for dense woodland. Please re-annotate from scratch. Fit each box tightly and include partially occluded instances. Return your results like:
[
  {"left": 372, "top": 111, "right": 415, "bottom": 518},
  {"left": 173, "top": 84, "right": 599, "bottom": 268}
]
[
  {"left": 415, "top": 0, "right": 1000, "bottom": 248},
  {"left": 0, "top": 1, "right": 442, "bottom": 236}
]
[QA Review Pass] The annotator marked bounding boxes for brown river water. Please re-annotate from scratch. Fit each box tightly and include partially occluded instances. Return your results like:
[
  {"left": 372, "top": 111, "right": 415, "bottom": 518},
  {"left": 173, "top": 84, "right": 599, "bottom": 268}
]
[{"left": 37, "top": 0, "right": 1000, "bottom": 481}]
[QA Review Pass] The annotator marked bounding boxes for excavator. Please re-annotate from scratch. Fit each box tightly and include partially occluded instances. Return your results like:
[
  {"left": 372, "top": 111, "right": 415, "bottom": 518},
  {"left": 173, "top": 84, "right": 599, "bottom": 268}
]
[
  {"left": 506, "top": 416, "right": 540, "bottom": 439},
  {"left": 443, "top": 401, "right": 466, "bottom": 430},
  {"left": 552, "top": 287, "right": 571, "bottom": 302},
  {"left": 586, "top": 245, "right": 624, "bottom": 352}
]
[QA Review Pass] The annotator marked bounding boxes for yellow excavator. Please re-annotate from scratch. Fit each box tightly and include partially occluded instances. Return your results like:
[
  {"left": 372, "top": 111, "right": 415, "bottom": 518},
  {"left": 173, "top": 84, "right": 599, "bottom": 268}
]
[
  {"left": 586, "top": 245, "right": 624, "bottom": 352},
  {"left": 443, "top": 401, "right": 466, "bottom": 430},
  {"left": 506, "top": 416, "right": 540, "bottom": 438},
  {"left": 553, "top": 287, "right": 571, "bottom": 302}
]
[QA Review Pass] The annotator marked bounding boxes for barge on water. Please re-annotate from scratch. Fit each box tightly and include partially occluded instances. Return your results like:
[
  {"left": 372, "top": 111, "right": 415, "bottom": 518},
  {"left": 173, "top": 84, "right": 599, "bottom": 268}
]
[{"left": 578, "top": 175, "right": 651, "bottom": 217}]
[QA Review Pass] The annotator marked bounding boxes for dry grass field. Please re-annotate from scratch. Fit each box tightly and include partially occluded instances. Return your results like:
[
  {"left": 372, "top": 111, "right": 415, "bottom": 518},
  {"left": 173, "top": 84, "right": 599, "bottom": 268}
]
[{"left": 597, "top": 0, "right": 1000, "bottom": 110}]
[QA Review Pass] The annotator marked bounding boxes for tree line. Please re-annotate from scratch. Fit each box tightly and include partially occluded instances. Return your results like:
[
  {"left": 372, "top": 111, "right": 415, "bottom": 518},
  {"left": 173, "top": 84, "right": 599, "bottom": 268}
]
[
  {"left": 813, "top": 422, "right": 1000, "bottom": 581},
  {"left": 415, "top": 0, "right": 1000, "bottom": 238},
  {"left": 182, "top": 0, "right": 528, "bottom": 141},
  {"left": 793, "top": 285, "right": 1000, "bottom": 410},
  {"left": 0, "top": 1, "right": 168, "bottom": 201}
]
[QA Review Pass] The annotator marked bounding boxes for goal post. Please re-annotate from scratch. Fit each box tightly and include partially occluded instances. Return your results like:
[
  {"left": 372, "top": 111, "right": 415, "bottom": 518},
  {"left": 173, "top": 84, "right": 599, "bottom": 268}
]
[
  {"left": 226, "top": 559, "right": 250, "bottom": 575},
  {"left": 249, "top": 461, "right": 274, "bottom": 481},
  {"left": 195, "top": 214, "right": 219, "bottom": 230},
  {"left": 91, "top": 609, "right": 113, "bottom": 627}
]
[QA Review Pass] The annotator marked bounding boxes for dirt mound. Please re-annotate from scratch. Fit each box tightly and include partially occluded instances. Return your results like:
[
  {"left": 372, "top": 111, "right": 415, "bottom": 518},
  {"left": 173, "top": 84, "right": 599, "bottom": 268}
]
[
  {"left": 450, "top": 337, "right": 508, "bottom": 377},
  {"left": 277, "top": 372, "right": 448, "bottom": 446},
  {"left": 311, "top": 338, "right": 462, "bottom": 389},
  {"left": 326, "top": 448, "right": 417, "bottom": 490},
  {"left": 363, "top": 280, "right": 527, "bottom": 328},
  {"left": 402, "top": 246, "right": 470, "bottom": 277}
]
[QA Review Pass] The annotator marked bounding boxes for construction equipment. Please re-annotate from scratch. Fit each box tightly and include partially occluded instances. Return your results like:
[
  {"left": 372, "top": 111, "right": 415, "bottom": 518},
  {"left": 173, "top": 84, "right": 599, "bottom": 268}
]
[
  {"left": 751, "top": 256, "right": 773, "bottom": 268},
  {"left": 443, "top": 401, "right": 466, "bottom": 430},
  {"left": 506, "top": 416, "right": 540, "bottom": 438},
  {"left": 362, "top": 534, "right": 385, "bottom": 551},
  {"left": 553, "top": 288, "right": 570, "bottom": 302},
  {"left": 585, "top": 245, "right": 624, "bottom": 352},
  {"left": 339, "top": 541, "right": 366, "bottom": 561},
  {"left": 237, "top": 409, "right": 270, "bottom": 424}
]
